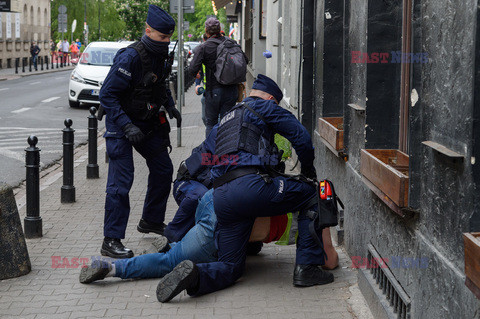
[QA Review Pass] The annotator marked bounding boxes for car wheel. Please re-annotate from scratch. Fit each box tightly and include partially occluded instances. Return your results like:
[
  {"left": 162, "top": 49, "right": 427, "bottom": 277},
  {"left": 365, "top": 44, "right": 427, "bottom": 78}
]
[{"left": 69, "top": 100, "right": 80, "bottom": 108}]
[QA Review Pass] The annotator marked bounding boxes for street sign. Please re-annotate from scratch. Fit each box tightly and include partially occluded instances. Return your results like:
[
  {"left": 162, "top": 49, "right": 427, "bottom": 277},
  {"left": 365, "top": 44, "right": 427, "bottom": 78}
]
[
  {"left": 72, "top": 19, "right": 77, "bottom": 33},
  {"left": 169, "top": 0, "right": 194, "bottom": 14},
  {"left": 0, "top": 0, "right": 20, "bottom": 12},
  {"left": 58, "top": 13, "right": 68, "bottom": 33},
  {"left": 58, "top": 5, "right": 67, "bottom": 14},
  {"left": 183, "top": 21, "right": 189, "bottom": 30}
]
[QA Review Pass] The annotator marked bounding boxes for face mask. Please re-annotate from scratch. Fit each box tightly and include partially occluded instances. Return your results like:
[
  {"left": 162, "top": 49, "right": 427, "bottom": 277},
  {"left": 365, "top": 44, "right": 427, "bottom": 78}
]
[{"left": 141, "top": 34, "right": 170, "bottom": 57}]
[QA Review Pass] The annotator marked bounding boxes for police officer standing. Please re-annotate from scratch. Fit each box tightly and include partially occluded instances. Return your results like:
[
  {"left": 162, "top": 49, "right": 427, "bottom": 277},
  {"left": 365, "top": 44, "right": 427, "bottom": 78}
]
[
  {"left": 99, "top": 5, "right": 181, "bottom": 259},
  {"left": 155, "top": 74, "right": 334, "bottom": 302}
]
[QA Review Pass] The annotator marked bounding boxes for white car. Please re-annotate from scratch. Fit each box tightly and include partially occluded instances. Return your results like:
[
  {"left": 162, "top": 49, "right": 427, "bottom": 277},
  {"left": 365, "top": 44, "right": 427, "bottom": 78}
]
[{"left": 68, "top": 41, "right": 132, "bottom": 107}]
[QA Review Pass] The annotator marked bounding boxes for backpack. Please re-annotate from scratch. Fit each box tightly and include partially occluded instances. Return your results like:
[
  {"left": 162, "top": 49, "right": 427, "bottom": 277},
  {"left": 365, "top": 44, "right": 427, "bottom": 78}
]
[{"left": 209, "top": 37, "right": 248, "bottom": 85}]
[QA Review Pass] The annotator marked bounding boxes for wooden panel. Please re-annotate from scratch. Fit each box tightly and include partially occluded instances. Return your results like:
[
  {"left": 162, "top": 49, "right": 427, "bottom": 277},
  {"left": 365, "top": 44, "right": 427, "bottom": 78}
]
[
  {"left": 464, "top": 232, "right": 480, "bottom": 297},
  {"left": 318, "top": 117, "right": 344, "bottom": 151},
  {"left": 361, "top": 149, "right": 409, "bottom": 207}
]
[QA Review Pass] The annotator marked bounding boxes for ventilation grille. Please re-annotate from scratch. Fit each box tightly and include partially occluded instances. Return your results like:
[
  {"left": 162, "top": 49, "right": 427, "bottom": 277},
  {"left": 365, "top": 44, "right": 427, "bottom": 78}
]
[{"left": 367, "top": 244, "right": 411, "bottom": 319}]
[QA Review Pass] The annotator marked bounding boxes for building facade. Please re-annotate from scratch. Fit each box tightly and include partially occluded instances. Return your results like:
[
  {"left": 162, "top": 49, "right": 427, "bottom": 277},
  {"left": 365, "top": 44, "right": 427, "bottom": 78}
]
[
  {"left": 215, "top": 0, "right": 480, "bottom": 318},
  {"left": 0, "top": 0, "right": 51, "bottom": 69}
]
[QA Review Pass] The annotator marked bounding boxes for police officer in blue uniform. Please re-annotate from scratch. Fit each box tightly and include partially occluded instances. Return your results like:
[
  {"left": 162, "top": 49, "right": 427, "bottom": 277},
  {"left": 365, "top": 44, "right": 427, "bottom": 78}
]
[
  {"left": 155, "top": 74, "right": 335, "bottom": 302},
  {"left": 99, "top": 5, "right": 181, "bottom": 259}
]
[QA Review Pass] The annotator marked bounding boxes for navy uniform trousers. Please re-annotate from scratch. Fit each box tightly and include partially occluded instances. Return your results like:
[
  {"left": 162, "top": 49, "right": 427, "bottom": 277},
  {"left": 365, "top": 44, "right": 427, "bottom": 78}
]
[
  {"left": 193, "top": 173, "right": 324, "bottom": 295},
  {"left": 104, "top": 130, "right": 173, "bottom": 239}
]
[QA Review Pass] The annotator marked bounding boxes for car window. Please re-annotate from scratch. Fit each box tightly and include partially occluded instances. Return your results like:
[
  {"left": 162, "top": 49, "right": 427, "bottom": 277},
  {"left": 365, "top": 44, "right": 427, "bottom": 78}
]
[{"left": 80, "top": 46, "right": 122, "bottom": 66}]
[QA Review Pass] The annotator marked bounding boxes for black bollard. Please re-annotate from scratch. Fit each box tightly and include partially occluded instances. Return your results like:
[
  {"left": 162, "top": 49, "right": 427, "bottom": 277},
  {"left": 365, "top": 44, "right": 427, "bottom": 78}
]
[
  {"left": 55, "top": 54, "right": 58, "bottom": 69},
  {"left": 24, "top": 135, "right": 42, "bottom": 238},
  {"left": 46, "top": 55, "right": 49, "bottom": 70},
  {"left": 15, "top": 58, "right": 18, "bottom": 74},
  {"left": 29, "top": 57, "right": 32, "bottom": 72},
  {"left": 61, "top": 119, "right": 75, "bottom": 203},
  {"left": 22, "top": 57, "right": 25, "bottom": 73},
  {"left": 87, "top": 107, "right": 99, "bottom": 179},
  {"left": 40, "top": 56, "right": 44, "bottom": 71}
]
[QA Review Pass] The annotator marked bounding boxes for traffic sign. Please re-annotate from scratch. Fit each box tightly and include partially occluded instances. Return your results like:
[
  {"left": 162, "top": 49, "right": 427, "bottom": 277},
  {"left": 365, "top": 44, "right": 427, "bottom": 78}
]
[
  {"left": 0, "top": 0, "right": 20, "bottom": 12},
  {"left": 58, "top": 5, "right": 67, "bottom": 14},
  {"left": 183, "top": 21, "right": 190, "bottom": 30},
  {"left": 58, "top": 13, "right": 67, "bottom": 24},
  {"left": 169, "top": 0, "right": 194, "bottom": 14}
]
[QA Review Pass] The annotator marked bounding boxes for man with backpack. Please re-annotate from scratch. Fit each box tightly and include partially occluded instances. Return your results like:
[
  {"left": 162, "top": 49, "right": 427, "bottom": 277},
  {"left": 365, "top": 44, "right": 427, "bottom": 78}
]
[{"left": 188, "top": 17, "right": 248, "bottom": 137}]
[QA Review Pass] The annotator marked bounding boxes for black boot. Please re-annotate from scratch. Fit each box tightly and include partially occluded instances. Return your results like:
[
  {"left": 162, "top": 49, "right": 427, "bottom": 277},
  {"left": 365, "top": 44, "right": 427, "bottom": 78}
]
[
  {"left": 137, "top": 218, "right": 166, "bottom": 235},
  {"left": 156, "top": 260, "right": 199, "bottom": 303},
  {"left": 246, "top": 241, "right": 263, "bottom": 255},
  {"left": 79, "top": 259, "right": 112, "bottom": 284},
  {"left": 101, "top": 237, "right": 134, "bottom": 259},
  {"left": 140, "top": 236, "right": 170, "bottom": 255},
  {"left": 293, "top": 264, "right": 334, "bottom": 287}
]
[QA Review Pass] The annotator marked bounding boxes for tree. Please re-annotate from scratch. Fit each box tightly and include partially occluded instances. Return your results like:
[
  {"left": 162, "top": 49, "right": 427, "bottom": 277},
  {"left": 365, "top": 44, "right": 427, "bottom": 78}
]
[
  {"left": 51, "top": 0, "right": 125, "bottom": 45},
  {"left": 113, "top": 0, "right": 169, "bottom": 41}
]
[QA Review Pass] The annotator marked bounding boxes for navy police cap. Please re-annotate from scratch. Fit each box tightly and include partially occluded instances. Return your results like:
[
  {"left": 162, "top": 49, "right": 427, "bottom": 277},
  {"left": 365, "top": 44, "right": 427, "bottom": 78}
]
[
  {"left": 147, "top": 5, "right": 175, "bottom": 35},
  {"left": 252, "top": 74, "right": 283, "bottom": 103}
]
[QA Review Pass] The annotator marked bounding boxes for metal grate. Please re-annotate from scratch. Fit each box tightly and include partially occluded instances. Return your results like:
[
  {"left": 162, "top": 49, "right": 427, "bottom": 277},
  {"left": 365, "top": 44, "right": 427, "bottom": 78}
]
[
  {"left": 367, "top": 244, "right": 411, "bottom": 319},
  {"left": 84, "top": 78, "right": 100, "bottom": 87}
]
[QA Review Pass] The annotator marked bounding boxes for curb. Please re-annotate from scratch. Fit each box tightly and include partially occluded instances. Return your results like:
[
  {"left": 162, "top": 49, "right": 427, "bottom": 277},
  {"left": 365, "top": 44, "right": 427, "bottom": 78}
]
[{"left": 0, "top": 66, "right": 74, "bottom": 81}]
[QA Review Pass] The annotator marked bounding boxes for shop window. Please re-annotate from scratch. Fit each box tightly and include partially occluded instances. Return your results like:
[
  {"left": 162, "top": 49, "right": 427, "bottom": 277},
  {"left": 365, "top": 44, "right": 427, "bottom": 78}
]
[{"left": 360, "top": 0, "right": 414, "bottom": 215}]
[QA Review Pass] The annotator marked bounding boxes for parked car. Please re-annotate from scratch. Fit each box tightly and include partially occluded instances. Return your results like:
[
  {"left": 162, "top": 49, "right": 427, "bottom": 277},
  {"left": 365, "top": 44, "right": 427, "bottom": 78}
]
[
  {"left": 68, "top": 41, "right": 132, "bottom": 108},
  {"left": 169, "top": 43, "right": 190, "bottom": 75}
]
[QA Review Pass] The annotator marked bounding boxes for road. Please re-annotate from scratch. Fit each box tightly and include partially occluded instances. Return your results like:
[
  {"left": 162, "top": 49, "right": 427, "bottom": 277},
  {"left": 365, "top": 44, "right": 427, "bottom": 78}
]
[{"left": 0, "top": 70, "right": 105, "bottom": 187}]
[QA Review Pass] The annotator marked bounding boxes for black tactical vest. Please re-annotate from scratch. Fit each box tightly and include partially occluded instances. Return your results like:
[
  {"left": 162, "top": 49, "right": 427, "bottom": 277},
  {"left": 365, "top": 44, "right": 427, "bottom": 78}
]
[
  {"left": 215, "top": 101, "right": 277, "bottom": 160},
  {"left": 120, "top": 41, "right": 170, "bottom": 122}
]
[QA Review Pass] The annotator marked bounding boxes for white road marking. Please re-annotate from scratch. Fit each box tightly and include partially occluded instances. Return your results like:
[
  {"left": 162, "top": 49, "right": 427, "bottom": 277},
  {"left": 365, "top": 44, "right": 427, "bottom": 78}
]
[
  {"left": 29, "top": 81, "right": 41, "bottom": 85},
  {"left": 0, "top": 88, "right": 10, "bottom": 92},
  {"left": 11, "top": 108, "right": 31, "bottom": 114},
  {"left": 55, "top": 77, "right": 64, "bottom": 80},
  {"left": 41, "top": 96, "right": 60, "bottom": 103}
]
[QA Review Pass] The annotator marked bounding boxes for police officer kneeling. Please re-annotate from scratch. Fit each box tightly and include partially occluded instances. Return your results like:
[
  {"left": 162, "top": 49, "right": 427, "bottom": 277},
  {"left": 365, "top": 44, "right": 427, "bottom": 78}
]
[
  {"left": 155, "top": 74, "right": 334, "bottom": 303},
  {"left": 99, "top": 5, "right": 181, "bottom": 259}
]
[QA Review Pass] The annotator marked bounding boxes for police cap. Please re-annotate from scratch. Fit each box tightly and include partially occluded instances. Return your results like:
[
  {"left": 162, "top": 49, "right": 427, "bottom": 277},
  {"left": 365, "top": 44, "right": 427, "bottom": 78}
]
[
  {"left": 147, "top": 5, "right": 175, "bottom": 35},
  {"left": 252, "top": 74, "right": 283, "bottom": 103}
]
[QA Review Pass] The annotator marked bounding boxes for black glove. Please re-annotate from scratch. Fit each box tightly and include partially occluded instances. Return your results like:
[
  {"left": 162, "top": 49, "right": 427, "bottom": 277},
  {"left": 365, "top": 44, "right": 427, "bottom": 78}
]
[
  {"left": 122, "top": 123, "right": 146, "bottom": 145},
  {"left": 301, "top": 165, "right": 317, "bottom": 180},
  {"left": 166, "top": 106, "right": 182, "bottom": 128}
]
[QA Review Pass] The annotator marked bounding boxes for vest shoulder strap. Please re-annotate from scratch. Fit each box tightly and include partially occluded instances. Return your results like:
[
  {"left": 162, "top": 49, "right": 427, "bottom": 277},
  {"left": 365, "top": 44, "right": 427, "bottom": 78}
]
[{"left": 128, "top": 41, "right": 153, "bottom": 76}]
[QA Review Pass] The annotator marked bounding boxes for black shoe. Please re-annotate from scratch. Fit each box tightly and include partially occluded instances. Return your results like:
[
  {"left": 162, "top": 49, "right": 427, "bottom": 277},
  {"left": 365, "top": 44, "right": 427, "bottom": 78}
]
[
  {"left": 246, "top": 241, "right": 263, "bottom": 256},
  {"left": 79, "top": 259, "right": 112, "bottom": 284},
  {"left": 156, "top": 260, "right": 199, "bottom": 303},
  {"left": 137, "top": 219, "right": 166, "bottom": 235},
  {"left": 140, "top": 236, "right": 170, "bottom": 255},
  {"left": 293, "top": 264, "right": 334, "bottom": 287},
  {"left": 100, "top": 237, "right": 134, "bottom": 259}
]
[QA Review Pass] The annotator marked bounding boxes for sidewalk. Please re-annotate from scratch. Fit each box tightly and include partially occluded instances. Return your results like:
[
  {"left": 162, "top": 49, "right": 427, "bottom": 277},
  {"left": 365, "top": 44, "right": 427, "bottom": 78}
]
[
  {"left": 0, "top": 64, "right": 74, "bottom": 81},
  {"left": 1, "top": 88, "right": 373, "bottom": 319}
]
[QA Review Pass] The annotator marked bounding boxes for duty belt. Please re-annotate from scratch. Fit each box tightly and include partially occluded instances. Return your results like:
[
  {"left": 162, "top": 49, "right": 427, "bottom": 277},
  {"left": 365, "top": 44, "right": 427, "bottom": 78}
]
[{"left": 212, "top": 167, "right": 260, "bottom": 189}]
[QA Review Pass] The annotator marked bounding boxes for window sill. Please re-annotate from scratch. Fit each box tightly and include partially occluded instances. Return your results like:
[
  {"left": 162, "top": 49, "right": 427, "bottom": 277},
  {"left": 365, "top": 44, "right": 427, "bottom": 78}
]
[
  {"left": 464, "top": 232, "right": 480, "bottom": 300},
  {"left": 317, "top": 117, "right": 347, "bottom": 159},
  {"left": 361, "top": 149, "right": 412, "bottom": 216}
]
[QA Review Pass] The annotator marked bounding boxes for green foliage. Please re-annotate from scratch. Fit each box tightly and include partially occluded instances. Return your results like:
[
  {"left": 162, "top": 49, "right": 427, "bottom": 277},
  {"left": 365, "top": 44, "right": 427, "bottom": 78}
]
[
  {"left": 113, "top": 0, "right": 169, "bottom": 41},
  {"left": 51, "top": 0, "right": 125, "bottom": 45}
]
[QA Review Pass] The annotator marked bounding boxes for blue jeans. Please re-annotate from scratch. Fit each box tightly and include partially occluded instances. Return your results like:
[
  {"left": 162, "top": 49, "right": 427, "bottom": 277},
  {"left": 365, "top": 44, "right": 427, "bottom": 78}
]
[
  {"left": 32, "top": 55, "right": 38, "bottom": 69},
  {"left": 164, "top": 179, "right": 209, "bottom": 243},
  {"left": 114, "top": 190, "right": 217, "bottom": 279},
  {"left": 204, "top": 85, "right": 238, "bottom": 137}
]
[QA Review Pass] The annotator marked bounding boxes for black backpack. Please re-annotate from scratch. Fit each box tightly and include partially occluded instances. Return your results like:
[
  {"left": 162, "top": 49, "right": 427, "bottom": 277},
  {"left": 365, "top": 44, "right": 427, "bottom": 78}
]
[{"left": 209, "top": 37, "right": 248, "bottom": 85}]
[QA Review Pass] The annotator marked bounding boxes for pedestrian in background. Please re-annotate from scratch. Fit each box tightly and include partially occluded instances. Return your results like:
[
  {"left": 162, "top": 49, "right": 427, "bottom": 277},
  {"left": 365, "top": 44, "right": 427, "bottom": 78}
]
[
  {"left": 188, "top": 17, "right": 247, "bottom": 137},
  {"left": 98, "top": 5, "right": 180, "bottom": 259},
  {"left": 70, "top": 42, "right": 79, "bottom": 59},
  {"left": 61, "top": 38, "right": 69, "bottom": 64},
  {"left": 76, "top": 38, "right": 82, "bottom": 51},
  {"left": 30, "top": 41, "right": 41, "bottom": 71}
]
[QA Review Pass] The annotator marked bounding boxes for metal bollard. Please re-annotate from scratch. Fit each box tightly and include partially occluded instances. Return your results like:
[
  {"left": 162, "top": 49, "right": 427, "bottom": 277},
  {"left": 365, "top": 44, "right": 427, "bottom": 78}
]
[
  {"left": 15, "top": 58, "right": 18, "bottom": 74},
  {"left": 40, "top": 56, "right": 44, "bottom": 71},
  {"left": 29, "top": 57, "right": 32, "bottom": 72},
  {"left": 87, "top": 107, "right": 99, "bottom": 178},
  {"left": 61, "top": 119, "right": 76, "bottom": 203},
  {"left": 55, "top": 54, "right": 58, "bottom": 69},
  {"left": 22, "top": 57, "right": 25, "bottom": 73},
  {"left": 46, "top": 55, "right": 49, "bottom": 70},
  {"left": 24, "top": 135, "right": 42, "bottom": 238}
]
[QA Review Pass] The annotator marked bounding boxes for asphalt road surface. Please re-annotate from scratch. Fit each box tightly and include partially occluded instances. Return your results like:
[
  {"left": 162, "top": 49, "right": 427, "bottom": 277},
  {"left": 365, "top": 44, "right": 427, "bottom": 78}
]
[{"left": 0, "top": 70, "right": 105, "bottom": 187}]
